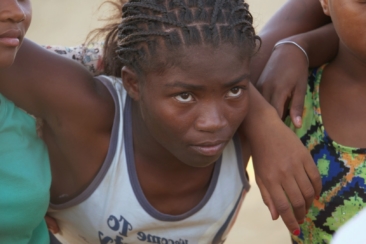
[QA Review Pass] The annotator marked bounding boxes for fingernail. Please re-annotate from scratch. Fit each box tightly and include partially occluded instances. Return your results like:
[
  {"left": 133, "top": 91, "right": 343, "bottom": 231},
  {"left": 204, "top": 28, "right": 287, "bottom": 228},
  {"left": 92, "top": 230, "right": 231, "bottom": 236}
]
[
  {"left": 315, "top": 196, "right": 320, "bottom": 200},
  {"left": 295, "top": 116, "right": 302, "bottom": 127},
  {"left": 292, "top": 229, "right": 301, "bottom": 236},
  {"left": 298, "top": 220, "right": 304, "bottom": 224},
  {"left": 306, "top": 210, "right": 308, "bottom": 214}
]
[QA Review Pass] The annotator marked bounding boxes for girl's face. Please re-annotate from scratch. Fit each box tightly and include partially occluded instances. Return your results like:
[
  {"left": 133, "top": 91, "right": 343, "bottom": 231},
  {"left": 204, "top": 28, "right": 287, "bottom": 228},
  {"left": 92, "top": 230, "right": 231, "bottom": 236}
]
[
  {"left": 0, "top": 0, "right": 31, "bottom": 67},
  {"left": 321, "top": 0, "right": 366, "bottom": 61},
  {"left": 136, "top": 44, "right": 250, "bottom": 168}
]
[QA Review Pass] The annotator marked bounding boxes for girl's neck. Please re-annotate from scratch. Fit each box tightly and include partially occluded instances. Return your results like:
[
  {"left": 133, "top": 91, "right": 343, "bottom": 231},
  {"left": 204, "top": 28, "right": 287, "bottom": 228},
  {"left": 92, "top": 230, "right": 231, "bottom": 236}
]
[
  {"left": 319, "top": 43, "right": 366, "bottom": 148},
  {"left": 330, "top": 43, "right": 366, "bottom": 82}
]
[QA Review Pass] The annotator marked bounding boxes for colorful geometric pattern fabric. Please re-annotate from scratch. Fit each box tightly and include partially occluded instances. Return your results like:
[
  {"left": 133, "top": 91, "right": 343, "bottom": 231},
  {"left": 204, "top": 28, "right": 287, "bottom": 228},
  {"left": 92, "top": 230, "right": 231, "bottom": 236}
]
[{"left": 286, "top": 65, "right": 366, "bottom": 244}]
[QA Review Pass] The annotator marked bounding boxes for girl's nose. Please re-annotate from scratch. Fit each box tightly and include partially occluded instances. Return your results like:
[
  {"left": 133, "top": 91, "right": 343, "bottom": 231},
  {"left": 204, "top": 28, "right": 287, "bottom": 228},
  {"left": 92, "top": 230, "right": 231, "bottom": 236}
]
[
  {"left": 0, "top": 1, "right": 26, "bottom": 23},
  {"left": 195, "top": 104, "right": 227, "bottom": 133}
]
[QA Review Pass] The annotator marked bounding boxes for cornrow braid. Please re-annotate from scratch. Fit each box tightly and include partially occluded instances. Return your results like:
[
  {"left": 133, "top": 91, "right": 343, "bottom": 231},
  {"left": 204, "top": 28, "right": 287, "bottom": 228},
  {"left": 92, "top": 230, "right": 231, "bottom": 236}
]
[
  {"left": 122, "top": 2, "right": 167, "bottom": 17},
  {"left": 98, "top": 0, "right": 260, "bottom": 76}
]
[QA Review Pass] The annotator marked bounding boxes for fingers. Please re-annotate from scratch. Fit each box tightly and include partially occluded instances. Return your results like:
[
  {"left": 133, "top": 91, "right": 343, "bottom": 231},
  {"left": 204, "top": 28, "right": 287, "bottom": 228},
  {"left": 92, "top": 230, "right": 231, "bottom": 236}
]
[
  {"left": 266, "top": 183, "right": 301, "bottom": 235},
  {"left": 282, "top": 178, "right": 307, "bottom": 223},
  {"left": 258, "top": 75, "right": 292, "bottom": 120},
  {"left": 45, "top": 215, "right": 60, "bottom": 234},
  {"left": 294, "top": 169, "right": 315, "bottom": 211},
  {"left": 290, "top": 80, "right": 307, "bottom": 128},
  {"left": 256, "top": 177, "right": 279, "bottom": 220},
  {"left": 256, "top": 175, "right": 301, "bottom": 235},
  {"left": 303, "top": 155, "right": 322, "bottom": 199}
]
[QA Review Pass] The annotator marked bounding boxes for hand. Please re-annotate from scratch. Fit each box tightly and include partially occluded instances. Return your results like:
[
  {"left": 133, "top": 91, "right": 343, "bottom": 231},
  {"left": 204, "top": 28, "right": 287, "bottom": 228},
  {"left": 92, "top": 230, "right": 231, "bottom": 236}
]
[
  {"left": 249, "top": 112, "right": 321, "bottom": 234},
  {"left": 45, "top": 215, "right": 60, "bottom": 234},
  {"left": 256, "top": 43, "right": 309, "bottom": 128}
]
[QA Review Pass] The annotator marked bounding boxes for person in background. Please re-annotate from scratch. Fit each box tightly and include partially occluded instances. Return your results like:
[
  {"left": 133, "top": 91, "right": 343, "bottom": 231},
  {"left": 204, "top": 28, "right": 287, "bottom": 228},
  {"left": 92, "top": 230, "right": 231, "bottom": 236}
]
[
  {"left": 0, "top": 0, "right": 51, "bottom": 243},
  {"left": 258, "top": 0, "right": 366, "bottom": 242}
]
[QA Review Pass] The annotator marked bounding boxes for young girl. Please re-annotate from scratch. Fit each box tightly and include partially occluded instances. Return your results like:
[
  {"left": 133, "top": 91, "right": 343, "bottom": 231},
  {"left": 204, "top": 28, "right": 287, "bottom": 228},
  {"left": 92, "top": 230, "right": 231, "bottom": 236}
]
[
  {"left": 0, "top": 0, "right": 320, "bottom": 242},
  {"left": 0, "top": 2, "right": 338, "bottom": 242},
  {"left": 8, "top": 1, "right": 255, "bottom": 242},
  {"left": 266, "top": 0, "right": 366, "bottom": 242},
  {"left": 0, "top": 1, "right": 52, "bottom": 243}
]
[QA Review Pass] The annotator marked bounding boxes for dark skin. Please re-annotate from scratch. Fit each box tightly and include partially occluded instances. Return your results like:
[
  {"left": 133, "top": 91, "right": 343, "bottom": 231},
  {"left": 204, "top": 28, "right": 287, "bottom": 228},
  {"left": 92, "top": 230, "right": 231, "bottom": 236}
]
[
  {"left": 250, "top": 0, "right": 331, "bottom": 84},
  {"left": 257, "top": 23, "right": 339, "bottom": 126},
  {"left": 0, "top": 0, "right": 336, "bottom": 235},
  {"left": 129, "top": 45, "right": 252, "bottom": 214},
  {"left": 7, "top": 40, "right": 115, "bottom": 202},
  {"left": 0, "top": 41, "right": 251, "bottom": 215},
  {"left": 0, "top": 0, "right": 31, "bottom": 67},
  {"left": 243, "top": 0, "right": 332, "bottom": 230},
  {"left": 319, "top": 0, "right": 366, "bottom": 149},
  {"left": 255, "top": 0, "right": 366, "bottom": 240},
  {"left": 2, "top": 35, "right": 308, "bottom": 237}
]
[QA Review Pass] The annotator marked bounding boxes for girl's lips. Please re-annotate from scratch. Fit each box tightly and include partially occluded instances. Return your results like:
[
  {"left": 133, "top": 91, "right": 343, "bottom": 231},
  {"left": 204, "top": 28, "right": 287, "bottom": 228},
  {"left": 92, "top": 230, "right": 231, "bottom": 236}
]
[
  {"left": 0, "top": 29, "right": 21, "bottom": 47},
  {"left": 190, "top": 143, "right": 226, "bottom": 156},
  {"left": 0, "top": 37, "right": 20, "bottom": 47}
]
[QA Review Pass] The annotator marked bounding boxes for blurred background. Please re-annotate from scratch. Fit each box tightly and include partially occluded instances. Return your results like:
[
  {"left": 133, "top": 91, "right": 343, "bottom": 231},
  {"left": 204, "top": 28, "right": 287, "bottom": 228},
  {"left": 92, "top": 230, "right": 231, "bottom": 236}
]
[{"left": 28, "top": 0, "right": 290, "bottom": 243}]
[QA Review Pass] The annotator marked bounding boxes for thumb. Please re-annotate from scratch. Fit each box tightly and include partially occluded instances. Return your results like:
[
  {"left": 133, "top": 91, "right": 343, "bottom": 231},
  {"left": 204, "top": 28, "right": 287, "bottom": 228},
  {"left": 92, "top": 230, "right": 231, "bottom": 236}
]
[
  {"left": 290, "top": 82, "right": 307, "bottom": 128},
  {"left": 45, "top": 215, "right": 60, "bottom": 234},
  {"left": 257, "top": 177, "right": 279, "bottom": 220}
]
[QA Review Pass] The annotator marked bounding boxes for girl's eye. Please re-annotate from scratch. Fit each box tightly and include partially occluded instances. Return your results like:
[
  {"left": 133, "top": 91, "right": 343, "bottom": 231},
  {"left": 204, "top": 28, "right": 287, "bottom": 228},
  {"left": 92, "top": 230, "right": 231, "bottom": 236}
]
[
  {"left": 175, "top": 92, "right": 194, "bottom": 103},
  {"left": 226, "top": 87, "right": 242, "bottom": 98}
]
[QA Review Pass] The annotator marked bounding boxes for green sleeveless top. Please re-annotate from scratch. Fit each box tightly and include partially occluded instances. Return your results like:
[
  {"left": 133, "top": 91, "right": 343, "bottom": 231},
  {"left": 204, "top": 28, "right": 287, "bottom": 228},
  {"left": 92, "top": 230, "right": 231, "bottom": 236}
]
[
  {"left": 0, "top": 93, "right": 51, "bottom": 243},
  {"left": 287, "top": 66, "right": 366, "bottom": 244}
]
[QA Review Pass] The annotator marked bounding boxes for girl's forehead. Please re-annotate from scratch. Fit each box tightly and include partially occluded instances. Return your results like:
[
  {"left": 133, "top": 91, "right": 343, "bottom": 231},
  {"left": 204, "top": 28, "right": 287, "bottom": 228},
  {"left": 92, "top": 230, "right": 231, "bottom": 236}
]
[
  {"left": 139, "top": 42, "right": 250, "bottom": 78},
  {"left": 180, "top": 44, "right": 247, "bottom": 66},
  {"left": 145, "top": 45, "right": 251, "bottom": 83}
]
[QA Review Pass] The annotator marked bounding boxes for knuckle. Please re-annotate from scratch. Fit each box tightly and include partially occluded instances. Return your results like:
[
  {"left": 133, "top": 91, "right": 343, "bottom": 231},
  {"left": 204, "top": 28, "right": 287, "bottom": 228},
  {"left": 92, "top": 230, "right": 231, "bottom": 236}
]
[
  {"left": 262, "top": 175, "right": 277, "bottom": 185},
  {"left": 276, "top": 202, "right": 291, "bottom": 214},
  {"left": 292, "top": 199, "right": 305, "bottom": 209},
  {"left": 303, "top": 188, "right": 315, "bottom": 200},
  {"left": 312, "top": 173, "right": 322, "bottom": 184}
]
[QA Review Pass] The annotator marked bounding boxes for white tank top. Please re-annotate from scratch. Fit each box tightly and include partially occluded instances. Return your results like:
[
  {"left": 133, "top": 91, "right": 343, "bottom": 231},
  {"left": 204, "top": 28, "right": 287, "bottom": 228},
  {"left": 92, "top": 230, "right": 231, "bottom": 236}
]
[{"left": 49, "top": 76, "right": 250, "bottom": 244}]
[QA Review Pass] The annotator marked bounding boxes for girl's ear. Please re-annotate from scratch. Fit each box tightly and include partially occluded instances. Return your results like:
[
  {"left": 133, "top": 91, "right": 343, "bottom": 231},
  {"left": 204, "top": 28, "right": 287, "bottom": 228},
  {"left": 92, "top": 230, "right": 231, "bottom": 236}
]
[
  {"left": 121, "top": 66, "right": 140, "bottom": 101},
  {"left": 319, "top": 0, "right": 330, "bottom": 16}
]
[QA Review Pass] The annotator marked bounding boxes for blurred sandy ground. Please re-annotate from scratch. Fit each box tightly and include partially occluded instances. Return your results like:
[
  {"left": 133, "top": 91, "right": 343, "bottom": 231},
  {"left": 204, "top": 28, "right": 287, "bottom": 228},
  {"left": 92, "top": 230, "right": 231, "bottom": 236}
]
[{"left": 28, "top": 0, "right": 290, "bottom": 243}]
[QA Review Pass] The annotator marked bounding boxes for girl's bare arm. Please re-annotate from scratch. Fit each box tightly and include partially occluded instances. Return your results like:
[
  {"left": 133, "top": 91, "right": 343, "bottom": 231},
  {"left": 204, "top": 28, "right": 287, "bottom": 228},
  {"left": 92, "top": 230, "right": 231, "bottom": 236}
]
[
  {"left": 242, "top": 0, "right": 333, "bottom": 235},
  {"left": 250, "top": 0, "right": 331, "bottom": 83},
  {"left": 0, "top": 40, "right": 114, "bottom": 192}
]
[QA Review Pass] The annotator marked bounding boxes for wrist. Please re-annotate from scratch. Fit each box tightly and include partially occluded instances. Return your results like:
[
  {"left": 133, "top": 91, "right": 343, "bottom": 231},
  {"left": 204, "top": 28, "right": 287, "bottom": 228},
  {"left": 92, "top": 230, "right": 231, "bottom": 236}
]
[
  {"left": 240, "top": 103, "right": 280, "bottom": 141},
  {"left": 282, "top": 34, "right": 310, "bottom": 53},
  {"left": 273, "top": 38, "right": 309, "bottom": 66}
]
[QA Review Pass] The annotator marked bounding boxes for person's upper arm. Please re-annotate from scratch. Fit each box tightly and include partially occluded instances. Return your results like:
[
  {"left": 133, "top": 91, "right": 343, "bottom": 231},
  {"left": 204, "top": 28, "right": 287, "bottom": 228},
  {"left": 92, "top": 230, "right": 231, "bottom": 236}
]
[
  {"left": 0, "top": 39, "right": 113, "bottom": 132},
  {"left": 260, "top": 0, "right": 330, "bottom": 38},
  {"left": 251, "top": 0, "right": 332, "bottom": 83}
]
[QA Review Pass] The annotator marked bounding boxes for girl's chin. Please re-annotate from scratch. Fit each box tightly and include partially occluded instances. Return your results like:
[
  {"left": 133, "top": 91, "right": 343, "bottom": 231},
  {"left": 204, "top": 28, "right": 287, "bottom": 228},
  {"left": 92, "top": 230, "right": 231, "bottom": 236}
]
[
  {"left": 0, "top": 50, "right": 17, "bottom": 68},
  {"left": 181, "top": 154, "right": 221, "bottom": 168}
]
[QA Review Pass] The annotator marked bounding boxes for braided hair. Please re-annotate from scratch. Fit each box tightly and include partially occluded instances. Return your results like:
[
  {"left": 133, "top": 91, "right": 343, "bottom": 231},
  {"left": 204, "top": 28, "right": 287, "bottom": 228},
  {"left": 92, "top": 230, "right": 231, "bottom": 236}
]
[{"left": 94, "top": 0, "right": 260, "bottom": 76}]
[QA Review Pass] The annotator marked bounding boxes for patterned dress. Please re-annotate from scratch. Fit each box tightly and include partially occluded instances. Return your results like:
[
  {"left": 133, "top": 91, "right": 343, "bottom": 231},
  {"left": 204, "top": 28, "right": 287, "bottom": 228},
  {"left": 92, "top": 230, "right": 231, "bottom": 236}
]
[
  {"left": 287, "top": 65, "right": 366, "bottom": 244},
  {"left": 43, "top": 42, "right": 104, "bottom": 76}
]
